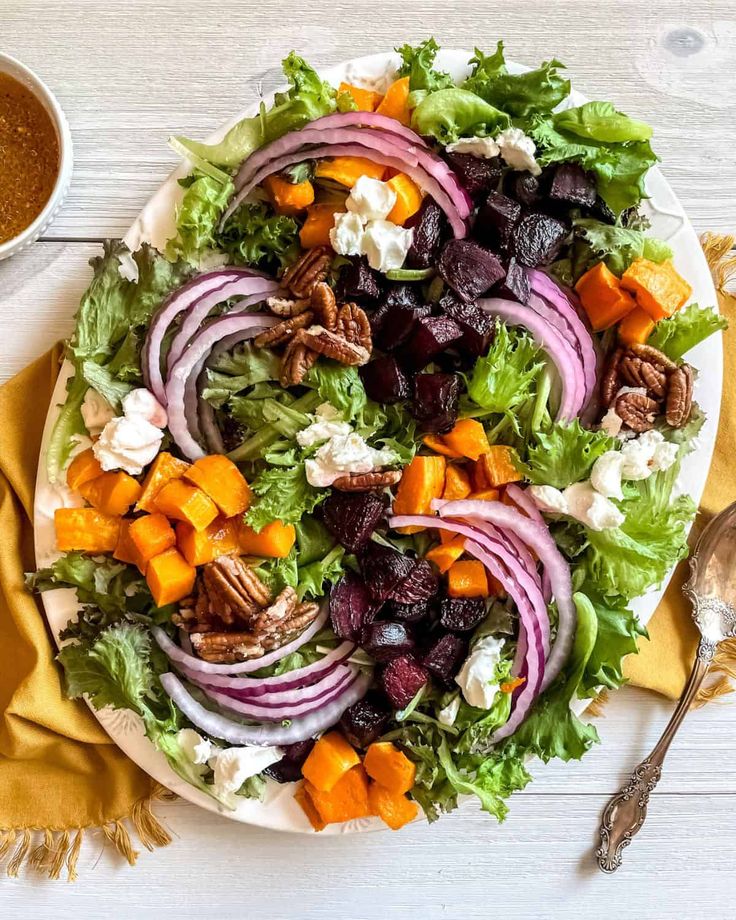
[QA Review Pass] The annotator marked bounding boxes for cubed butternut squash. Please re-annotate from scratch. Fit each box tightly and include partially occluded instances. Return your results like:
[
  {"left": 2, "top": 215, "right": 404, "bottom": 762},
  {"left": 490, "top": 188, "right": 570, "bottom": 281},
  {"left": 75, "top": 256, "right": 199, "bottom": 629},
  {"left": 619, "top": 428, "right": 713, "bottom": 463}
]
[
  {"left": 422, "top": 434, "right": 462, "bottom": 459},
  {"left": 575, "top": 261, "right": 637, "bottom": 331},
  {"left": 364, "top": 742, "right": 417, "bottom": 795},
  {"left": 294, "top": 784, "right": 327, "bottom": 832},
  {"left": 375, "top": 76, "right": 411, "bottom": 126},
  {"left": 78, "top": 471, "right": 143, "bottom": 517},
  {"left": 477, "top": 446, "right": 522, "bottom": 488},
  {"left": 176, "top": 517, "right": 240, "bottom": 567},
  {"left": 392, "top": 455, "right": 446, "bottom": 533},
  {"left": 618, "top": 305, "right": 655, "bottom": 346},
  {"left": 113, "top": 519, "right": 147, "bottom": 573},
  {"left": 301, "top": 731, "right": 361, "bottom": 793},
  {"left": 129, "top": 513, "right": 177, "bottom": 563},
  {"left": 468, "top": 488, "right": 501, "bottom": 501},
  {"left": 136, "top": 452, "right": 190, "bottom": 513},
  {"left": 425, "top": 535, "right": 466, "bottom": 573},
  {"left": 154, "top": 479, "right": 219, "bottom": 532},
  {"left": 183, "top": 455, "right": 252, "bottom": 518},
  {"left": 303, "top": 766, "right": 371, "bottom": 825},
  {"left": 314, "top": 156, "right": 386, "bottom": 188},
  {"left": 55, "top": 508, "right": 120, "bottom": 554},
  {"left": 441, "top": 419, "right": 491, "bottom": 461},
  {"left": 386, "top": 173, "right": 423, "bottom": 225},
  {"left": 338, "top": 81, "right": 383, "bottom": 112},
  {"left": 299, "top": 203, "right": 342, "bottom": 249},
  {"left": 442, "top": 464, "right": 472, "bottom": 502},
  {"left": 262, "top": 174, "right": 315, "bottom": 216},
  {"left": 447, "top": 560, "right": 490, "bottom": 598},
  {"left": 66, "top": 447, "right": 103, "bottom": 492},
  {"left": 237, "top": 519, "right": 296, "bottom": 558},
  {"left": 620, "top": 258, "right": 692, "bottom": 321},
  {"left": 145, "top": 547, "right": 196, "bottom": 608},
  {"left": 368, "top": 782, "right": 419, "bottom": 831}
]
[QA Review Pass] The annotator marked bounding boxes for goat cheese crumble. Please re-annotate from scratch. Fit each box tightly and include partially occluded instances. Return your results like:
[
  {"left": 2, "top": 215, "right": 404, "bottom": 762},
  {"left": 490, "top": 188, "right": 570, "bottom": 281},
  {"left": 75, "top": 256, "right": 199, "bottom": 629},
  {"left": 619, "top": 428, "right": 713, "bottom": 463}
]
[
  {"left": 92, "top": 387, "right": 168, "bottom": 475},
  {"left": 456, "top": 636, "right": 506, "bottom": 709},
  {"left": 209, "top": 746, "right": 283, "bottom": 795}
]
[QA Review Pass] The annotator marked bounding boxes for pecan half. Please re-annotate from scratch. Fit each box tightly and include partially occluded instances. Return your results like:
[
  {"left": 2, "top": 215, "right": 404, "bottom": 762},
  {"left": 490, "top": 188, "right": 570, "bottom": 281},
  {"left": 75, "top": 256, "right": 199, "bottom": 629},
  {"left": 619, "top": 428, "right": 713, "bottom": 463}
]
[
  {"left": 629, "top": 343, "right": 678, "bottom": 373},
  {"left": 336, "top": 302, "right": 372, "bottom": 351},
  {"left": 666, "top": 364, "right": 694, "bottom": 428},
  {"left": 297, "top": 326, "right": 370, "bottom": 366},
  {"left": 332, "top": 470, "right": 402, "bottom": 491},
  {"left": 266, "top": 295, "right": 312, "bottom": 318},
  {"left": 310, "top": 282, "right": 339, "bottom": 331},
  {"left": 615, "top": 391, "right": 659, "bottom": 432},
  {"left": 254, "top": 311, "right": 314, "bottom": 348},
  {"left": 600, "top": 346, "right": 625, "bottom": 408},
  {"left": 190, "top": 631, "right": 265, "bottom": 663},
  {"left": 282, "top": 247, "right": 332, "bottom": 298},
  {"left": 280, "top": 339, "right": 318, "bottom": 387},
  {"left": 252, "top": 586, "right": 298, "bottom": 633},
  {"left": 619, "top": 355, "right": 668, "bottom": 399}
]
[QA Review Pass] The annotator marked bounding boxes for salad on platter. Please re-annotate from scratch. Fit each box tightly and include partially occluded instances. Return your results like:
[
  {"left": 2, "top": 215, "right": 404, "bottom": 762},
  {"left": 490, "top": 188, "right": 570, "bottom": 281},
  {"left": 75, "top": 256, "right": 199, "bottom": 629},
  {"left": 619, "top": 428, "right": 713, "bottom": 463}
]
[{"left": 29, "top": 38, "right": 728, "bottom": 832}]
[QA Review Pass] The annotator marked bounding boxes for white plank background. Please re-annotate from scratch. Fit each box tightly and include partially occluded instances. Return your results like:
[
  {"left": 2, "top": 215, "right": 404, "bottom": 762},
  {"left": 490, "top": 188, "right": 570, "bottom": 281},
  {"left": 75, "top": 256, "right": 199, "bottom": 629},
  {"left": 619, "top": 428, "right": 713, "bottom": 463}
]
[{"left": 2, "top": 1, "right": 736, "bottom": 916}]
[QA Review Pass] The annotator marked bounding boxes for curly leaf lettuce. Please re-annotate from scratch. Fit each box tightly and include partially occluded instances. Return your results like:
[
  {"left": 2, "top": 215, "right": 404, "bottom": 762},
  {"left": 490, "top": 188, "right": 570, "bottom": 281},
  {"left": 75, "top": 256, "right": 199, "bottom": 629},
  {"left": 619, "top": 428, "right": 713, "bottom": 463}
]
[
  {"left": 411, "top": 88, "right": 511, "bottom": 144},
  {"left": 522, "top": 420, "right": 615, "bottom": 489},
  {"left": 217, "top": 201, "right": 299, "bottom": 271},
  {"left": 245, "top": 461, "right": 326, "bottom": 532},
  {"left": 575, "top": 218, "right": 672, "bottom": 277},
  {"left": 464, "top": 323, "right": 544, "bottom": 418},
  {"left": 648, "top": 303, "right": 728, "bottom": 361},
  {"left": 165, "top": 172, "right": 234, "bottom": 265}
]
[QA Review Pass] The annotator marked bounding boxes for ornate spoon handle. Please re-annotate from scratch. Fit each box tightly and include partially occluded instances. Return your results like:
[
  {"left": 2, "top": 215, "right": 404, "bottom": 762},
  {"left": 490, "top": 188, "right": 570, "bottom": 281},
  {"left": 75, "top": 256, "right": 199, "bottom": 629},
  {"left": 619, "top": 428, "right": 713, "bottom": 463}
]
[{"left": 596, "top": 639, "right": 715, "bottom": 873}]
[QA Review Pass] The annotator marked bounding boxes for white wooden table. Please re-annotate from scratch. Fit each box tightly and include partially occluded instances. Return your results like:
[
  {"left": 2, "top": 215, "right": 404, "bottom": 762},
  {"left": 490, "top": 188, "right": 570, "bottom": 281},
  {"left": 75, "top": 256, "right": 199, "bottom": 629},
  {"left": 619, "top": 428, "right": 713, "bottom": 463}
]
[{"left": 3, "top": 2, "right": 736, "bottom": 916}]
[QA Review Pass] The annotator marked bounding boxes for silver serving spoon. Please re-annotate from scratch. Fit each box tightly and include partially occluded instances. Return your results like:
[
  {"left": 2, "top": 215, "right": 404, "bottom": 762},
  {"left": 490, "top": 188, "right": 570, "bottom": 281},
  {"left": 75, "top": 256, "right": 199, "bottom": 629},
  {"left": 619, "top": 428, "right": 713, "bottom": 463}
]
[{"left": 596, "top": 501, "right": 736, "bottom": 873}]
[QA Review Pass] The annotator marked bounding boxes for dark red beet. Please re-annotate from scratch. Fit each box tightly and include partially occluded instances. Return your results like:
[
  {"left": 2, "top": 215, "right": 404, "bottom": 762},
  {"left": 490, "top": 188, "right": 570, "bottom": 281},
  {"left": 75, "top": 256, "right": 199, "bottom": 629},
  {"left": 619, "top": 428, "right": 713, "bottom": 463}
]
[
  {"left": 402, "top": 315, "right": 463, "bottom": 370},
  {"left": 549, "top": 163, "right": 597, "bottom": 208},
  {"left": 506, "top": 171, "right": 542, "bottom": 207},
  {"left": 359, "top": 355, "right": 410, "bottom": 404},
  {"left": 387, "top": 599, "right": 431, "bottom": 622},
  {"left": 381, "top": 655, "right": 429, "bottom": 709},
  {"left": 584, "top": 194, "right": 616, "bottom": 225},
  {"left": 360, "top": 542, "right": 416, "bottom": 603},
  {"left": 339, "top": 695, "right": 391, "bottom": 749},
  {"left": 329, "top": 572, "right": 376, "bottom": 640},
  {"left": 439, "top": 596, "right": 487, "bottom": 632},
  {"left": 374, "top": 304, "right": 431, "bottom": 352},
  {"left": 393, "top": 558, "right": 439, "bottom": 603},
  {"left": 445, "top": 152, "right": 504, "bottom": 201},
  {"left": 474, "top": 191, "right": 521, "bottom": 253},
  {"left": 362, "top": 620, "right": 415, "bottom": 661},
  {"left": 323, "top": 490, "right": 388, "bottom": 553},
  {"left": 423, "top": 633, "right": 469, "bottom": 682},
  {"left": 381, "top": 283, "right": 423, "bottom": 310},
  {"left": 438, "top": 240, "right": 506, "bottom": 302},
  {"left": 439, "top": 291, "right": 495, "bottom": 357},
  {"left": 494, "top": 257, "right": 530, "bottom": 305},
  {"left": 511, "top": 212, "right": 568, "bottom": 267},
  {"left": 411, "top": 372, "right": 460, "bottom": 433},
  {"left": 336, "top": 256, "right": 382, "bottom": 302},
  {"left": 406, "top": 198, "right": 447, "bottom": 269},
  {"left": 263, "top": 738, "right": 315, "bottom": 783}
]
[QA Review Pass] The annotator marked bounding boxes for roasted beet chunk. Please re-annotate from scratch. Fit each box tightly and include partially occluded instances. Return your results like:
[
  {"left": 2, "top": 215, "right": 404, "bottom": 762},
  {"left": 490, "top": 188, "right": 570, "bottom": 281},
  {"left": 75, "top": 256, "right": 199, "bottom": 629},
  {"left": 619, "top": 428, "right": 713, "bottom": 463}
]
[
  {"left": 506, "top": 171, "right": 542, "bottom": 207},
  {"left": 374, "top": 303, "right": 431, "bottom": 352},
  {"left": 381, "top": 655, "right": 429, "bottom": 709},
  {"left": 381, "top": 283, "right": 423, "bottom": 310},
  {"left": 406, "top": 198, "right": 447, "bottom": 268},
  {"left": 264, "top": 739, "right": 315, "bottom": 784},
  {"left": 360, "top": 542, "right": 416, "bottom": 603},
  {"left": 403, "top": 315, "right": 463, "bottom": 370},
  {"left": 439, "top": 291, "right": 495, "bottom": 357},
  {"left": 360, "top": 355, "right": 410, "bottom": 404},
  {"left": 585, "top": 194, "right": 616, "bottom": 225},
  {"left": 445, "top": 152, "right": 504, "bottom": 201},
  {"left": 439, "top": 596, "right": 487, "bottom": 632},
  {"left": 438, "top": 240, "right": 506, "bottom": 302},
  {"left": 423, "top": 633, "right": 469, "bottom": 683},
  {"left": 329, "top": 572, "right": 376, "bottom": 640},
  {"left": 495, "top": 256, "right": 530, "bottom": 305},
  {"left": 474, "top": 191, "right": 522, "bottom": 253},
  {"left": 336, "top": 255, "right": 382, "bottom": 302},
  {"left": 323, "top": 490, "right": 388, "bottom": 553},
  {"left": 549, "top": 163, "right": 597, "bottom": 208},
  {"left": 411, "top": 372, "right": 460, "bottom": 433},
  {"left": 396, "top": 558, "right": 439, "bottom": 603},
  {"left": 339, "top": 695, "right": 391, "bottom": 749},
  {"left": 362, "top": 621, "right": 416, "bottom": 662},
  {"left": 511, "top": 212, "right": 568, "bottom": 267},
  {"left": 387, "top": 599, "right": 431, "bottom": 622}
]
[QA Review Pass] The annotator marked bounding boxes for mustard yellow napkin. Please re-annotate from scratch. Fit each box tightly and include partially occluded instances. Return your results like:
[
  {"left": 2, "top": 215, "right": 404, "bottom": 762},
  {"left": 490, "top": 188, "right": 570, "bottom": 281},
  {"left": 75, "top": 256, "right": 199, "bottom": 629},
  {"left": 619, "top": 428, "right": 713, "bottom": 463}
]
[
  {"left": 624, "top": 234, "right": 736, "bottom": 700},
  {"left": 0, "top": 345, "right": 171, "bottom": 880}
]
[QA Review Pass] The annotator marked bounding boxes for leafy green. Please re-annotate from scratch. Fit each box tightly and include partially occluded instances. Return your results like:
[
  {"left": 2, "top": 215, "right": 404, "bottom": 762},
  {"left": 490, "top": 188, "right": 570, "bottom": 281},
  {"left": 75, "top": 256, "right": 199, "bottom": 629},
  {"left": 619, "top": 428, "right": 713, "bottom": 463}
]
[
  {"left": 202, "top": 344, "right": 281, "bottom": 407},
  {"left": 575, "top": 218, "right": 672, "bottom": 277},
  {"left": 648, "top": 303, "right": 728, "bottom": 361},
  {"left": 165, "top": 172, "right": 234, "bottom": 265},
  {"left": 530, "top": 101, "right": 657, "bottom": 215},
  {"left": 581, "top": 594, "right": 647, "bottom": 693},
  {"left": 411, "top": 88, "right": 511, "bottom": 144},
  {"left": 453, "top": 659, "right": 514, "bottom": 754},
  {"left": 217, "top": 201, "right": 299, "bottom": 271},
  {"left": 172, "top": 53, "right": 339, "bottom": 169},
  {"left": 304, "top": 362, "right": 367, "bottom": 423},
  {"left": 522, "top": 420, "right": 615, "bottom": 489},
  {"left": 245, "top": 461, "right": 326, "bottom": 532},
  {"left": 396, "top": 38, "right": 455, "bottom": 93},
  {"left": 80, "top": 360, "right": 132, "bottom": 411},
  {"left": 464, "top": 323, "right": 544, "bottom": 418}
]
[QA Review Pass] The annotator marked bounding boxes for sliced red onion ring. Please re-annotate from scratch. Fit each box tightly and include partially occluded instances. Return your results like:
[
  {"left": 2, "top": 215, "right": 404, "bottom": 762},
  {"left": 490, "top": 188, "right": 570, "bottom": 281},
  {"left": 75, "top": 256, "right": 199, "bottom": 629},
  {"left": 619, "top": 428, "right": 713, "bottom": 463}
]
[
  {"left": 505, "top": 483, "right": 552, "bottom": 602},
  {"left": 202, "top": 666, "right": 357, "bottom": 722},
  {"left": 165, "top": 313, "right": 278, "bottom": 459},
  {"left": 478, "top": 299, "right": 586, "bottom": 420},
  {"left": 152, "top": 603, "right": 328, "bottom": 676},
  {"left": 160, "top": 669, "right": 371, "bottom": 746},
  {"left": 143, "top": 268, "right": 262, "bottom": 405}
]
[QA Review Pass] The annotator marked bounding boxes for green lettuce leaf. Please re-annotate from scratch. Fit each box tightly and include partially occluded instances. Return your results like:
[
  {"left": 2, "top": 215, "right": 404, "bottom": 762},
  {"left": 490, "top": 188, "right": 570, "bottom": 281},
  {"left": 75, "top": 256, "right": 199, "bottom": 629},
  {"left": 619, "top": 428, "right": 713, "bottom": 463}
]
[
  {"left": 165, "top": 172, "right": 234, "bottom": 265},
  {"left": 80, "top": 360, "right": 132, "bottom": 411},
  {"left": 648, "top": 303, "right": 728, "bottom": 360},
  {"left": 581, "top": 594, "right": 647, "bottom": 692},
  {"left": 245, "top": 461, "right": 326, "bottom": 531},
  {"left": 217, "top": 201, "right": 299, "bottom": 271},
  {"left": 464, "top": 323, "right": 544, "bottom": 417},
  {"left": 411, "top": 88, "right": 511, "bottom": 144},
  {"left": 522, "top": 419, "right": 616, "bottom": 488},
  {"left": 304, "top": 362, "right": 367, "bottom": 423},
  {"left": 201, "top": 344, "right": 281, "bottom": 407},
  {"left": 575, "top": 218, "right": 672, "bottom": 276},
  {"left": 396, "top": 37, "right": 455, "bottom": 93}
]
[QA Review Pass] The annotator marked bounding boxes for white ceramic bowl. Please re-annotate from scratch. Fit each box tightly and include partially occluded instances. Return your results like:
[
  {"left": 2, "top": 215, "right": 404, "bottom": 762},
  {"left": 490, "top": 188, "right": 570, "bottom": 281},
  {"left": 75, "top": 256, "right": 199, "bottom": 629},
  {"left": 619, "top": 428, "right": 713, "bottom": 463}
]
[{"left": 0, "top": 52, "right": 73, "bottom": 261}]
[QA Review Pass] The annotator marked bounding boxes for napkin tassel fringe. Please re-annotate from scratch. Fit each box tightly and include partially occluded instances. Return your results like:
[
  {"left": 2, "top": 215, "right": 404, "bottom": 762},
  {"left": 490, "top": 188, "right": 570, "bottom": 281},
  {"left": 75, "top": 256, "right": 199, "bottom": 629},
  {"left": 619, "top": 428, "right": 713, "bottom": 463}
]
[{"left": 0, "top": 782, "right": 173, "bottom": 880}]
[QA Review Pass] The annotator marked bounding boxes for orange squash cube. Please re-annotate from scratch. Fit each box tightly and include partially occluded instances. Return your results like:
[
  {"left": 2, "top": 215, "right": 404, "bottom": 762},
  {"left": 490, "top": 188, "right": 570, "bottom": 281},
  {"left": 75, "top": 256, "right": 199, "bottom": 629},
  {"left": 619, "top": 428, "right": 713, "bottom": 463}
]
[
  {"left": 338, "top": 81, "right": 383, "bottom": 112},
  {"left": 368, "top": 782, "right": 419, "bottom": 830},
  {"left": 145, "top": 547, "right": 196, "bottom": 607},
  {"left": 301, "top": 731, "right": 361, "bottom": 793},
  {"left": 575, "top": 261, "right": 637, "bottom": 331},
  {"left": 618, "top": 306, "right": 655, "bottom": 346},
  {"left": 113, "top": 519, "right": 147, "bottom": 573},
  {"left": 176, "top": 517, "right": 240, "bottom": 567},
  {"left": 447, "top": 560, "right": 490, "bottom": 598},
  {"left": 422, "top": 434, "right": 462, "bottom": 459},
  {"left": 66, "top": 447, "right": 104, "bottom": 492},
  {"left": 237, "top": 519, "right": 296, "bottom": 558},
  {"left": 54, "top": 508, "right": 120, "bottom": 554},
  {"left": 375, "top": 76, "right": 411, "bottom": 126},
  {"left": 136, "top": 452, "right": 190, "bottom": 513},
  {"left": 441, "top": 419, "right": 491, "bottom": 461},
  {"left": 620, "top": 258, "right": 692, "bottom": 321},
  {"left": 129, "top": 513, "right": 177, "bottom": 563},
  {"left": 294, "top": 784, "right": 327, "bottom": 832},
  {"left": 364, "top": 742, "right": 416, "bottom": 795},
  {"left": 262, "top": 174, "right": 315, "bottom": 216},
  {"left": 468, "top": 488, "right": 501, "bottom": 501},
  {"left": 442, "top": 465, "right": 472, "bottom": 502},
  {"left": 183, "top": 455, "right": 252, "bottom": 518},
  {"left": 392, "top": 455, "right": 446, "bottom": 533},
  {"left": 154, "top": 479, "right": 219, "bottom": 532},
  {"left": 299, "top": 203, "right": 343, "bottom": 249},
  {"left": 78, "top": 471, "right": 143, "bottom": 517},
  {"left": 303, "top": 766, "right": 371, "bottom": 825},
  {"left": 425, "top": 536, "right": 466, "bottom": 573},
  {"left": 477, "top": 446, "right": 522, "bottom": 488},
  {"left": 386, "top": 174, "right": 423, "bottom": 225},
  {"left": 314, "top": 156, "right": 386, "bottom": 188}
]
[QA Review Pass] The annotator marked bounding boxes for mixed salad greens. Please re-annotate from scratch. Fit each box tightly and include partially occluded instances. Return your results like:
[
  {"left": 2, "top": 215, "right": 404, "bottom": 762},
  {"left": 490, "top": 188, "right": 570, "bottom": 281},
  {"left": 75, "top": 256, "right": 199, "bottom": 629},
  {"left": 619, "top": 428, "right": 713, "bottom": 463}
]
[{"left": 30, "top": 39, "right": 727, "bottom": 830}]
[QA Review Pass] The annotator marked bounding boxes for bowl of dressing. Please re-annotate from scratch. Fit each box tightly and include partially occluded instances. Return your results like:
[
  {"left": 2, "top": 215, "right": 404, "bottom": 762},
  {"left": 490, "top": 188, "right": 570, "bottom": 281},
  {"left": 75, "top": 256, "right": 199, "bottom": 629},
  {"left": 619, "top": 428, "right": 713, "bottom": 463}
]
[{"left": 0, "top": 53, "right": 73, "bottom": 261}]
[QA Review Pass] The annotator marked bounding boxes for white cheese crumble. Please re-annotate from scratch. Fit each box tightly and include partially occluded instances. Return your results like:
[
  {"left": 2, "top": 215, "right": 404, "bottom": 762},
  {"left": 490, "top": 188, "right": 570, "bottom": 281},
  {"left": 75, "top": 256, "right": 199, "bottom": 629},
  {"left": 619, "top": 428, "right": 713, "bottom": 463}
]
[
  {"left": 527, "top": 484, "right": 569, "bottom": 516},
  {"left": 305, "top": 432, "right": 397, "bottom": 488},
  {"left": 93, "top": 416, "right": 164, "bottom": 475},
  {"left": 445, "top": 136, "right": 501, "bottom": 158},
  {"left": 329, "top": 211, "right": 365, "bottom": 257},
  {"left": 362, "top": 219, "right": 414, "bottom": 272},
  {"left": 590, "top": 450, "right": 626, "bottom": 500},
  {"left": 81, "top": 388, "right": 115, "bottom": 435},
  {"left": 438, "top": 694, "right": 462, "bottom": 727},
  {"left": 563, "top": 481, "right": 625, "bottom": 531},
  {"left": 346, "top": 175, "right": 397, "bottom": 221},
  {"left": 177, "top": 728, "right": 214, "bottom": 766},
  {"left": 209, "top": 746, "right": 283, "bottom": 795},
  {"left": 297, "top": 416, "right": 352, "bottom": 449},
  {"left": 495, "top": 128, "right": 541, "bottom": 176},
  {"left": 455, "top": 636, "right": 506, "bottom": 709},
  {"left": 122, "top": 388, "right": 168, "bottom": 428}
]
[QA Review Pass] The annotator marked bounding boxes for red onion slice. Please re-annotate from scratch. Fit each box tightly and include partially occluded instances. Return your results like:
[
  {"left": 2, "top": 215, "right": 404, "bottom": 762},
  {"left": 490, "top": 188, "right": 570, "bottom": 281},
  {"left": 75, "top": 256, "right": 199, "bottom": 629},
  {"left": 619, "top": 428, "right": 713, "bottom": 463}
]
[
  {"left": 160, "top": 669, "right": 371, "bottom": 746},
  {"left": 505, "top": 483, "right": 553, "bottom": 602}
]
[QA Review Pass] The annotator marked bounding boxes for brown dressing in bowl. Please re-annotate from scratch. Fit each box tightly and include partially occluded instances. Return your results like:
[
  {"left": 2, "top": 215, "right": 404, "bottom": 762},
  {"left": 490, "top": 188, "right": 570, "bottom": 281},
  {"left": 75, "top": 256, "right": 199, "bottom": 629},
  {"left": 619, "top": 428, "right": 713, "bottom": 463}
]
[{"left": 0, "top": 71, "right": 60, "bottom": 244}]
